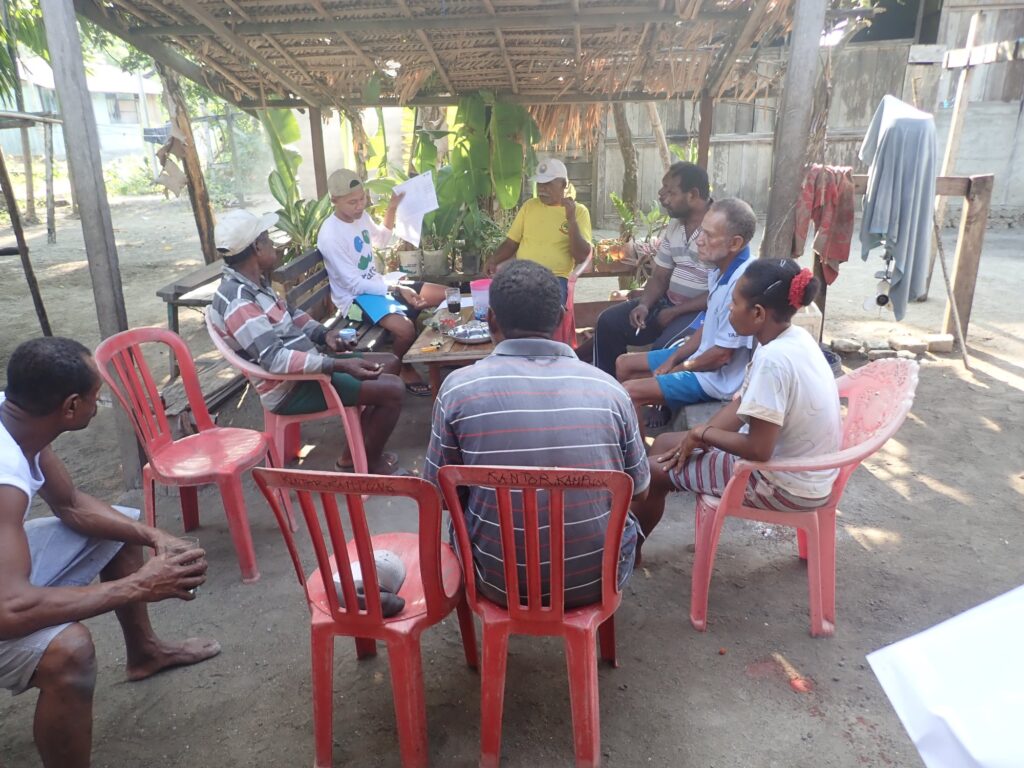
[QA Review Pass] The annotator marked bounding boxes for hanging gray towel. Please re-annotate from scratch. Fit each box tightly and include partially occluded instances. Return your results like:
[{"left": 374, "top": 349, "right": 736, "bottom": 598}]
[{"left": 859, "top": 95, "right": 937, "bottom": 320}]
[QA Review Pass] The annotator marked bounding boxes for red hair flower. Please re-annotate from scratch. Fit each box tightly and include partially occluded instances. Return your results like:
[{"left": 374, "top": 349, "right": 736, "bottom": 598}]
[{"left": 788, "top": 268, "right": 814, "bottom": 309}]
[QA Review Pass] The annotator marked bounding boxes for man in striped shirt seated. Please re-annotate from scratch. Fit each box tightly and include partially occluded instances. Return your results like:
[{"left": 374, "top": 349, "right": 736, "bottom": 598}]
[
  {"left": 424, "top": 260, "right": 650, "bottom": 608},
  {"left": 591, "top": 162, "right": 712, "bottom": 380},
  {"left": 208, "top": 210, "right": 406, "bottom": 475}
]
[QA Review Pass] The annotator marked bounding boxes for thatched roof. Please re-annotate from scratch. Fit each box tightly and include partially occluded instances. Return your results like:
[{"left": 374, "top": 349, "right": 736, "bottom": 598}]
[{"left": 78, "top": 0, "right": 798, "bottom": 115}]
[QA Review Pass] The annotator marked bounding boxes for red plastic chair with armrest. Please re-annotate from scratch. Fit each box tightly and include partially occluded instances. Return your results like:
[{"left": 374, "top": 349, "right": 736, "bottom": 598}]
[
  {"left": 205, "top": 312, "right": 367, "bottom": 473},
  {"left": 690, "top": 358, "right": 920, "bottom": 637},
  {"left": 552, "top": 249, "right": 594, "bottom": 348},
  {"left": 252, "top": 468, "right": 478, "bottom": 768},
  {"left": 437, "top": 465, "right": 634, "bottom": 768},
  {"left": 94, "top": 327, "right": 281, "bottom": 582}
]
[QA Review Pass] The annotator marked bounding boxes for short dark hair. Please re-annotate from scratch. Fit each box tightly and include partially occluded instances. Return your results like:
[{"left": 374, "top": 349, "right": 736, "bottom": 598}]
[
  {"left": 738, "top": 259, "right": 822, "bottom": 322},
  {"left": 665, "top": 161, "right": 710, "bottom": 200},
  {"left": 710, "top": 197, "right": 757, "bottom": 245},
  {"left": 489, "top": 260, "right": 562, "bottom": 336},
  {"left": 5, "top": 337, "right": 98, "bottom": 416},
  {"left": 221, "top": 243, "right": 256, "bottom": 266}
]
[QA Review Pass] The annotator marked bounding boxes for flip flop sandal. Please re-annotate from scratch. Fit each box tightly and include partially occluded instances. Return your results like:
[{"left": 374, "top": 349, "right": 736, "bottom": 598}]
[
  {"left": 405, "top": 381, "right": 432, "bottom": 397},
  {"left": 335, "top": 451, "right": 398, "bottom": 473},
  {"left": 645, "top": 404, "right": 673, "bottom": 430}
]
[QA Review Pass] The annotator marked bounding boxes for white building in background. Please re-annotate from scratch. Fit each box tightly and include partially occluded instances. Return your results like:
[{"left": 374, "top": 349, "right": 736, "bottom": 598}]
[{"left": 0, "top": 55, "right": 165, "bottom": 162}]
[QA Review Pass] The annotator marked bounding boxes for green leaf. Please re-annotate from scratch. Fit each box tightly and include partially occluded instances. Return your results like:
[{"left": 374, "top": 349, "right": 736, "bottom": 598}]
[
  {"left": 362, "top": 74, "right": 381, "bottom": 104},
  {"left": 489, "top": 103, "right": 524, "bottom": 210},
  {"left": 268, "top": 170, "right": 292, "bottom": 209},
  {"left": 413, "top": 129, "right": 438, "bottom": 174}
]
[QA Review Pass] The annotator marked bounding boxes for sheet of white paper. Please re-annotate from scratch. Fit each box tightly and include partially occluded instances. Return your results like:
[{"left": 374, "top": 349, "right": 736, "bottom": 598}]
[
  {"left": 867, "top": 584, "right": 1024, "bottom": 768},
  {"left": 392, "top": 171, "right": 439, "bottom": 248}
]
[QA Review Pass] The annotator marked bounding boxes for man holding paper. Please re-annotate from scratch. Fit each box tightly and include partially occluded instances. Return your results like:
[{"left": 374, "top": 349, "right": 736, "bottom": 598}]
[{"left": 318, "top": 168, "right": 445, "bottom": 396}]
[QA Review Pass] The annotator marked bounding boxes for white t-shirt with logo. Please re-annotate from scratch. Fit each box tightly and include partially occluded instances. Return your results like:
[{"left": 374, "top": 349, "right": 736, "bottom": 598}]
[
  {"left": 317, "top": 212, "right": 393, "bottom": 314},
  {"left": 0, "top": 394, "right": 45, "bottom": 521},
  {"left": 736, "top": 325, "right": 842, "bottom": 498},
  {"left": 692, "top": 252, "right": 754, "bottom": 400}
]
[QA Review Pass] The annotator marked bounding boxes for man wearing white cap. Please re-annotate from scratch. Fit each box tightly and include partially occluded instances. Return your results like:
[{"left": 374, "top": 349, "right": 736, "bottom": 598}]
[
  {"left": 484, "top": 158, "right": 592, "bottom": 304},
  {"left": 209, "top": 209, "right": 407, "bottom": 475}
]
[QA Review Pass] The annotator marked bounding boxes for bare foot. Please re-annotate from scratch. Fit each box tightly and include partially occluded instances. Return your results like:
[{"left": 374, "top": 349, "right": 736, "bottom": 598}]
[{"left": 126, "top": 637, "right": 221, "bottom": 682}]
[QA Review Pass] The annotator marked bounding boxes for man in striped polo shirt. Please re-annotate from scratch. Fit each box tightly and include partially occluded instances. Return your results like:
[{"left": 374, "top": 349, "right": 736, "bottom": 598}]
[
  {"left": 208, "top": 210, "right": 406, "bottom": 475},
  {"left": 424, "top": 260, "right": 650, "bottom": 608},
  {"left": 591, "top": 162, "right": 712, "bottom": 380}
]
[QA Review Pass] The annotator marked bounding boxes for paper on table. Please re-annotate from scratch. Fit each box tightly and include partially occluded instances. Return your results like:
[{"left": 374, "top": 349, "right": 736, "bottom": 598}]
[
  {"left": 867, "top": 583, "right": 1024, "bottom": 768},
  {"left": 392, "top": 171, "right": 439, "bottom": 248}
]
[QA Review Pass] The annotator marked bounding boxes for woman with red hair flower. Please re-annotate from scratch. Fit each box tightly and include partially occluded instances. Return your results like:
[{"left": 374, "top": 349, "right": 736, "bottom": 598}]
[{"left": 632, "top": 259, "right": 843, "bottom": 547}]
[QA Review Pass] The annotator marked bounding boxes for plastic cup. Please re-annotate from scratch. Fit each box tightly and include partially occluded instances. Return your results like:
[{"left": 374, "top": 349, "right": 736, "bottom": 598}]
[{"left": 469, "top": 278, "right": 491, "bottom": 321}]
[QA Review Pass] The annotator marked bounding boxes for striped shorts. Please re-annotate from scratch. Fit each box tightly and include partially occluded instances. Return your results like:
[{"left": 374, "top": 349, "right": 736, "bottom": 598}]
[{"left": 669, "top": 449, "right": 830, "bottom": 512}]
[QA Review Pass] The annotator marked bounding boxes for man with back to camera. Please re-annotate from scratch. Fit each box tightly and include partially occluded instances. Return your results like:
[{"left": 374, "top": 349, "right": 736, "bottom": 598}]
[
  {"left": 0, "top": 336, "right": 220, "bottom": 768},
  {"left": 484, "top": 158, "right": 593, "bottom": 305},
  {"left": 424, "top": 260, "right": 649, "bottom": 607},
  {"left": 591, "top": 162, "right": 712, "bottom": 426}
]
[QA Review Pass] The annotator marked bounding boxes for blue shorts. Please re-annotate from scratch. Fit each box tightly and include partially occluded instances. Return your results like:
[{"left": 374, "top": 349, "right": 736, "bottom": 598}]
[{"left": 646, "top": 348, "right": 715, "bottom": 409}]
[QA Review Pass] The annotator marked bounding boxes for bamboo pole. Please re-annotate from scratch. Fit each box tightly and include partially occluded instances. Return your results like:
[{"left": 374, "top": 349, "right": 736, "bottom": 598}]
[
  {"left": 0, "top": 146, "right": 50, "bottom": 335},
  {"left": 645, "top": 102, "right": 671, "bottom": 171}
]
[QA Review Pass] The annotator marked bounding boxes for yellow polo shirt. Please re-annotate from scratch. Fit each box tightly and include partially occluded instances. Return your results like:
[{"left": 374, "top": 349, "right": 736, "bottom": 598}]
[{"left": 506, "top": 198, "right": 593, "bottom": 278}]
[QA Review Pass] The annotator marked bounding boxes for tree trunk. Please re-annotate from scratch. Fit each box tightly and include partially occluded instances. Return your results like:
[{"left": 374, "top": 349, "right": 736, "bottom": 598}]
[
  {"left": 350, "top": 112, "right": 369, "bottom": 178},
  {"left": 1, "top": 0, "right": 37, "bottom": 223},
  {"left": 645, "top": 102, "right": 671, "bottom": 172},
  {"left": 612, "top": 103, "right": 638, "bottom": 214},
  {"left": 156, "top": 63, "right": 217, "bottom": 264}
]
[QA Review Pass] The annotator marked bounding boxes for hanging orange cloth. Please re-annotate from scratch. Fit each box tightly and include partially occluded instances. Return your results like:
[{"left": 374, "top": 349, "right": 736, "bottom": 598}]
[{"left": 792, "top": 165, "right": 855, "bottom": 285}]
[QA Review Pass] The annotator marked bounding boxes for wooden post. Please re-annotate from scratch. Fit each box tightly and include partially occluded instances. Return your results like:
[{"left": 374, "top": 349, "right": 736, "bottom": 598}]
[
  {"left": 760, "top": 0, "right": 827, "bottom": 259},
  {"left": 224, "top": 112, "right": 246, "bottom": 206},
  {"left": 645, "top": 102, "right": 671, "bottom": 172},
  {"left": 156, "top": 62, "right": 217, "bottom": 264},
  {"left": 923, "top": 11, "right": 982, "bottom": 299},
  {"left": 39, "top": 0, "right": 141, "bottom": 488},
  {"left": 697, "top": 91, "right": 713, "bottom": 168},
  {"left": 309, "top": 107, "right": 328, "bottom": 199},
  {"left": 942, "top": 174, "right": 992, "bottom": 339},
  {"left": 43, "top": 122, "right": 55, "bottom": 244},
  {"left": 0, "top": 147, "right": 51, "bottom": 335},
  {"left": 1, "top": 0, "right": 37, "bottom": 224}
]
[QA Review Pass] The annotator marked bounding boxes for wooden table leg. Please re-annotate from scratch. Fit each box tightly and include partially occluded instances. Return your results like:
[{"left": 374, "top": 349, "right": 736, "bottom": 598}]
[{"left": 428, "top": 364, "right": 442, "bottom": 401}]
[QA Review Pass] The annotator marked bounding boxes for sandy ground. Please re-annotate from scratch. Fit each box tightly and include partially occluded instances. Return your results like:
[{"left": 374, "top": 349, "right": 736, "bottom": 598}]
[{"left": 1, "top": 197, "right": 1023, "bottom": 767}]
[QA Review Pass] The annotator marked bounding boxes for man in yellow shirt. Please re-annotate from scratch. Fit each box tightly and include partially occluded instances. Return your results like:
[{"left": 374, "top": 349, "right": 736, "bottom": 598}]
[{"left": 484, "top": 158, "right": 592, "bottom": 303}]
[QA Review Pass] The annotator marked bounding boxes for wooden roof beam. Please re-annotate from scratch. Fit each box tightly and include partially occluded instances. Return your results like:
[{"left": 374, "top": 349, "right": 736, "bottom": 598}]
[
  {"left": 132, "top": 9, "right": 742, "bottom": 37},
  {"left": 392, "top": 0, "right": 455, "bottom": 93},
  {"left": 74, "top": 0, "right": 254, "bottom": 104},
  {"left": 242, "top": 90, "right": 698, "bottom": 109},
  {"left": 702, "top": 0, "right": 773, "bottom": 99},
  {"left": 172, "top": 0, "right": 325, "bottom": 105},
  {"left": 482, "top": 0, "right": 518, "bottom": 94}
]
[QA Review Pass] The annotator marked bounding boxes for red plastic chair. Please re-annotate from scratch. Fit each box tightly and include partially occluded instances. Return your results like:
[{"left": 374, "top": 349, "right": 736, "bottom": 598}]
[
  {"left": 205, "top": 312, "right": 367, "bottom": 473},
  {"left": 437, "top": 465, "right": 634, "bottom": 768},
  {"left": 252, "top": 468, "right": 478, "bottom": 768},
  {"left": 690, "top": 358, "right": 920, "bottom": 637},
  {"left": 95, "top": 327, "right": 281, "bottom": 582},
  {"left": 552, "top": 250, "right": 593, "bottom": 348}
]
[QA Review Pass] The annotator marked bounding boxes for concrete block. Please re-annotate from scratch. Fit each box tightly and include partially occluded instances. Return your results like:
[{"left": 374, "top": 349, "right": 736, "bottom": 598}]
[
  {"left": 863, "top": 339, "right": 890, "bottom": 352},
  {"left": 831, "top": 338, "right": 863, "bottom": 355},
  {"left": 896, "top": 350, "right": 918, "bottom": 360},
  {"left": 924, "top": 333, "right": 955, "bottom": 353},
  {"left": 867, "top": 349, "right": 898, "bottom": 361},
  {"left": 889, "top": 336, "right": 927, "bottom": 355}
]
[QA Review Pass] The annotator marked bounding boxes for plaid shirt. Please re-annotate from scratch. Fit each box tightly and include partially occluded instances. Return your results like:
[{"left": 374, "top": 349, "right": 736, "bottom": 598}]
[
  {"left": 424, "top": 338, "right": 649, "bottom": 608},
  {"left": 208, "top": 266, "right": 332, "bottom": 411}
]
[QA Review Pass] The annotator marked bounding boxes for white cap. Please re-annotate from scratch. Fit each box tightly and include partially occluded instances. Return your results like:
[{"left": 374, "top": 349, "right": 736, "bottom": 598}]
[
  {"left": 531, "top": 158, "right": 568, "bottom": 184},
  {"left": 215, "top": 209, "right": 278, "bottom": 257}
]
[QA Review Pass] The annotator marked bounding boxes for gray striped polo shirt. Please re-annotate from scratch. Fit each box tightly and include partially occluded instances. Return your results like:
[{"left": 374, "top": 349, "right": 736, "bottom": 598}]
[
  {"left": 654, "top": 218, "right": 711, "bottom": 305},
  {"left": 424, "top": 337, "right": 650, "bottom": 608}
]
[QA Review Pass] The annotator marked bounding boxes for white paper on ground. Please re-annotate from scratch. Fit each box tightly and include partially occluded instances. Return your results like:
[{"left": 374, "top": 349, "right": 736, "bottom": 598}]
[
  {"left": 392, "top": 171, "right": 439, "bottom": 248},
  {"left": 867, "top": 583, "right": 1024, "bottom": 768}
]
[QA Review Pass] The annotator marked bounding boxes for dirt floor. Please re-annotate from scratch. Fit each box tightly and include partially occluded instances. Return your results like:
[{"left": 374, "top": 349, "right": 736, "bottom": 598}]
[{"left": 1, "top": 196, "right": 1022, "bottom": 767}]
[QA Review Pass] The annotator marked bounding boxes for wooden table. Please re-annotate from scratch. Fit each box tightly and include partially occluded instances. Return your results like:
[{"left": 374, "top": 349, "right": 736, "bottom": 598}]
[
  {"left": 403, "top": 306, "right": 494, "bottom": 399},
  {"left": 156, "top": 260, "right": 224, "bottom": 378}
]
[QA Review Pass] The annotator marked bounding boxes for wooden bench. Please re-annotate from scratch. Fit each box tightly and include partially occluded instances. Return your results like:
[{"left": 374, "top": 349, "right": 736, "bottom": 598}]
[{"left": 156, "top": 260, "right": 224, "bottom": 378}]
